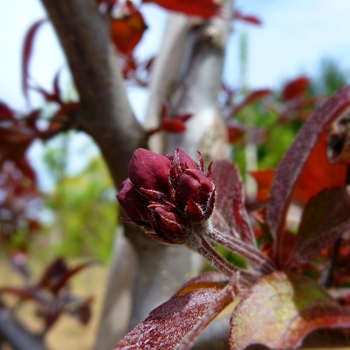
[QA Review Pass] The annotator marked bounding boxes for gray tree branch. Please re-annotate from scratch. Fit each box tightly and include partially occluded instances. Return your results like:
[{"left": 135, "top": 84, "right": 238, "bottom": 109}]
[
  {"left": 0, "top": 301, "right": 48, "bottom": 350},
  {"left": 40, "top": 0, "right": 147, "bottom": 188}
]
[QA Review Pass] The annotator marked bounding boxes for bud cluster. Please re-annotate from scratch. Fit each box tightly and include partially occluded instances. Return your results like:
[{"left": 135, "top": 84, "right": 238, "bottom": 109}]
[{"left": 117, "top": 148, "right": 216, "bottom": 245}]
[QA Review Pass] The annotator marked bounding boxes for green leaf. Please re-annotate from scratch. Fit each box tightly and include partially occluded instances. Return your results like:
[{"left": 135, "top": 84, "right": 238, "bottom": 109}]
[{"left": 230, "top": 271, "right": 350, "bottom": 350}]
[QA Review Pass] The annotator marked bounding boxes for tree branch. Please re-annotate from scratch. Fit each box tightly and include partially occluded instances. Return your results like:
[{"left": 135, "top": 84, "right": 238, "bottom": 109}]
[{"left": 40, "top": 0, "right": 147, "bottom": 188}]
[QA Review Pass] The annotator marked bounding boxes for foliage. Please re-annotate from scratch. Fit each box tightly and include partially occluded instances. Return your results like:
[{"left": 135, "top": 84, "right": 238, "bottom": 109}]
[
  {"left": 116, "top": 86, "right": 350, "bottom": 349},
  {"left": 0, "top": 257, "right": 95, "bottom": 335},
  {"left": 46, "top": 155, "right": 116, "bottom": 262}
]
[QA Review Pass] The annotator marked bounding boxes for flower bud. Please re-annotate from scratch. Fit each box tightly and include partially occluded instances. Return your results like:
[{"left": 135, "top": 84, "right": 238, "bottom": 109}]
[
  {"left": 117, "top": 148, "right": 216, "bottom": 244},
  {"left": 129, "top": 148, "right": 171, "bottom": 194},
  {"left": 175, "top": 169, "right": 215, "bottom": 222},
  {"left": 117, "top": 179, "right": 151, "bottom": 228},
  {"left": 148, "top": 204, "right": 188, "bottom": 244}
]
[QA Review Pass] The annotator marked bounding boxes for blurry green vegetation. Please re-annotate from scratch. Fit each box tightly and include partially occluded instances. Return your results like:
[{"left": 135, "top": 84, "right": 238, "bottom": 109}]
[
  {"left": 43, "top": 134, "right": 116, "bottom": 263},
  {"left": 233, "top": 58, "right": 350, "bottom": 176}
]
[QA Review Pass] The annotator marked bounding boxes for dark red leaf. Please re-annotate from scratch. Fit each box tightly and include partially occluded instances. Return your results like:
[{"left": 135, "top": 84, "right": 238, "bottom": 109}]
[
  {"left": 38, "top": 258, "right": 97, "bottom": 295},
  {"left": 289, "top": 188, "right": 350, "bottom": 265},
  {"left": 110, "top": 1, "right": 147, "bottom": 55},
  {"left": 0, "top": 126, "right": 35, "bottom": 143},
  {"left": 230, "top": 271, "right": 350, "bottom": 350},
  {"left": 68, "top": 296, "right": 94, "bottom": 325},
  {"left": 227, "top": 125, "right": 245, "bottom": 144},
  {"left": 16, "top": 156, "right": 37, "bottom": 184},
  {"left": 234, "top": 11, "right": 262, "bottom": 26},
  {"left": 22, "top": 19, "right": 47, "bottom": 99},
  {"left": 160, "top": 119, "right": 186, "bottom": 133},
  {"left": 176, "top": 113, "right": 193, "bottom": 123},
  {"left": 114, "top": 274, "right": 237, "bottom": 350},
  {"left": 282, "top": 76, "right": 309, "bottom": 101},
  {"left": 211, "top": 160, "right": 242, "bottom": 235},
  {"left": 267, "top": 86, "right": 350, "bottom": 263},
  {"left": 142, "top": 0, "right": 223, "bottom": 19},
  {"left": 0, "top": 287, "right": 45, "bottom": 304},
  {"left": 250, "top": 168, "right": 275, "bottom": 202},
  {"left": 0, "top": 102, "right": 15, "bottom": 119},
  {"left": 211, "top": 160, "right": 255, "bottom": 244}
]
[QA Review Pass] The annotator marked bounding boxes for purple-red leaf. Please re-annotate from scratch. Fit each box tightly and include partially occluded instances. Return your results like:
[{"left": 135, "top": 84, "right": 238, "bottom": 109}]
[
  {"left": 114, "top": 274, "right": 236, "bottom": 350},
  {"left": 211, "top": 160, "right": 241, "bottom": 235},
  {"left": 211, "top": 160, "right": 254, "bottom": 244},
  {"left": 142, "top": 0, "right": 223, "bottom": 19},
  {"left": 289, "top": 188, "right": 350, "bottom": 265},
  {"left": 282, "top": 76, "right": 309, "bottom": 101},
  {"left": 267, "top": 86, "right": 350, "bottom": 263},
  {"left": 234, "top": 11, "right": 262, "bottom": 26},
  {"left": 230, "top": 271, "right": 350, "bottom": 350},
  {"left": 0, "top": 102, "right": 15, "bottom": 119},
  {"left": 22, "top": 19, "right": 47, "bottom": 99},
  {"left": 160, "top": 119, "right": 187, "bottom": 133}
]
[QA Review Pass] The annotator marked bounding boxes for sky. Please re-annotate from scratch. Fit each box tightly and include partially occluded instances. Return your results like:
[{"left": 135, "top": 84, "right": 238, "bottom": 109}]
[{"left": 1, "top": 0, "right": 350, "bottom": 189}]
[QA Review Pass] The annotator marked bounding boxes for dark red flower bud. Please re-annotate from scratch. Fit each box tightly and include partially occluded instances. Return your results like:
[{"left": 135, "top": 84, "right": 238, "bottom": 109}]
[
  {"left": 117, "top": 148, "right": 216, "bottom": 245},
  {"left": 129, "top": 148, "right": 171, "bottom": 194},
  {"left": 117, "top": 179, "right": 151, "bottom": 228},
  {"left": 148, "top": 204, "right": 188, "bottom": 244},
  {"left": 175, "top": 169, "right": 215, "bottom": 222}
]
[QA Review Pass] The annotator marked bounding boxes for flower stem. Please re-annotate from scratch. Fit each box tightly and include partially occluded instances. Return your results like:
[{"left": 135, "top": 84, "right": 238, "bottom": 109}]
[
  {"left": 205, "top": 227, "right": 276, "bottom": 274},
  {"left": 187, "top": 233, "right": 260, "bottom": 286}
]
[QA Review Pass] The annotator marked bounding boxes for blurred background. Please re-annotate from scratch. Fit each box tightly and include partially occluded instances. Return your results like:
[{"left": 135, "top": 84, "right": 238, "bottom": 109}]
[{"left": 1, "top": 0, "right": 350, "bottom": 348}]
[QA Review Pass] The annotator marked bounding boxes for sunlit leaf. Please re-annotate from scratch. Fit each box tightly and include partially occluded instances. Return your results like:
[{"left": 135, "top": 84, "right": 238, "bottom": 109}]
[
  {"left": 114, "top": 274, "right": 236, "bottom": 350},
  {"left": 230, "top": 271, "right": 350, "bottom": 350},
  {"left": 250, "top": 168, "right": 275, "bottom": 202},
  {"left": 289, "top": 188, "right": 350, "bottom": 264},
  {"left": 293, "top": 133, "right": 347, "bottom": 205},
  {"left": 110, "top": 1, "right": 147, "bottom": 55}
]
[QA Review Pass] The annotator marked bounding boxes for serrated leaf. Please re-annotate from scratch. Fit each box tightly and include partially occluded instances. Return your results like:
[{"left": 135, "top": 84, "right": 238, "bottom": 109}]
[
  {"left": 114, "top": 275, "right": 236, "bottom": 350},
  {"left": 289, "top": 188, "right": 350, "bottom": 264},
  {"left": 230, "top": 271, "right": 350, "bottom": 350}
]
